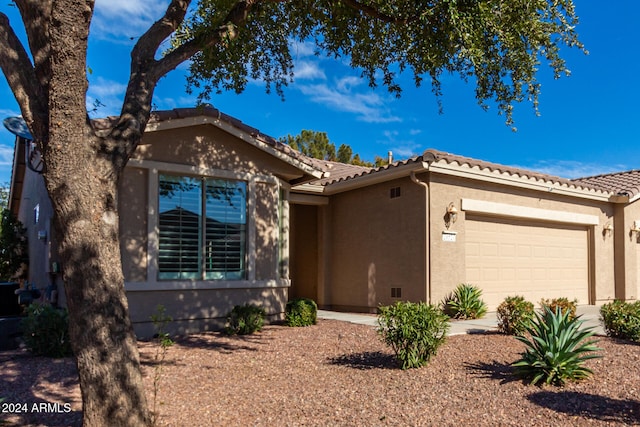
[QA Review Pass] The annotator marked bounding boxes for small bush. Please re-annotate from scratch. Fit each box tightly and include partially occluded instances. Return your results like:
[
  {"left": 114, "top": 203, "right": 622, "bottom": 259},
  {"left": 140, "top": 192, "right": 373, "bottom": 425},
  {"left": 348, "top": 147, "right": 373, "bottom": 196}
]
[
  {"left": 496, "top": 296, "right": 535, "bottom": 336},
  {"left": 22, "top": 302, "right": 72, "bottom": 357},
  {"left": 150, "top": 305, "right": 174, "bottom": 427},
  {"left": 285, "top": 298, "right": 317, "bottom": 327},
  {"left": 377, "top": 301, "right": 450, "bottom": 369},
  {"left": 442, "top": 283, "right": 488, "bottom": 320},
  {"left": 539, "top": 297, "right": 577, "bottom": 320},
  {"left": 512, "top": 307, "right": 601, "bottom": 386},
  {"left": 225, "top": 304, "right": 266, "bottom": 335},
  {"left": 600, "top": 300, "right": 640, "bottom": 342}
]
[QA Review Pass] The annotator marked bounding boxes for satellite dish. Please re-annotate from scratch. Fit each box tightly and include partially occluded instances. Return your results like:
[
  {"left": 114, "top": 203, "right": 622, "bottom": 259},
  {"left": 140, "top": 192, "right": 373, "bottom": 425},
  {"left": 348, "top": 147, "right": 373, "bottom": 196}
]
[
  {"left": 3, "top": 116, "right": 33, "bottom": 140},
  {"left": 3, "top": 116, "right": 43, "bottom": 174}
]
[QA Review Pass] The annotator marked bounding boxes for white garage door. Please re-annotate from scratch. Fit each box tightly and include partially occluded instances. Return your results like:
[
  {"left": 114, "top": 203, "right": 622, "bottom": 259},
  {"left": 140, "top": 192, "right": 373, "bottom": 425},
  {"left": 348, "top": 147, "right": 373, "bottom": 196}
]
[{"left": 465, "top": 215, "right": 590, "bottom": 310}]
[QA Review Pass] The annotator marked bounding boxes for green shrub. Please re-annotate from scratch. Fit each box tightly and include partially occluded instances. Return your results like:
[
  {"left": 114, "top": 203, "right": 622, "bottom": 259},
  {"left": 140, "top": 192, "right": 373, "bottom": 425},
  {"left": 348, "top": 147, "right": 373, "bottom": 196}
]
[
  {"left": 22, "top": 302, "right": 72, "bottom": 357},
  {"left": 285, "top": 298, "right": 317, "bottom": 327},
  {"left": 225, "top": 304, "right": 266, "bottom": 335},
  {"left": 600, "top": 300, "right": 640, "bottom": 342},
  {"left": 512, "top": 307, "right": 601, "bottom": 386},
  {"left": 377, "top": 301, "right": 450, "bottom": 370},
  {"left": 539, "top": 297, "right": 577, "bottom": 320},
  {"left": 442, "top": 283, "right": 488, "bottom": 319},
  {"left": 496, "top": 295, "right": 535, "bottom": 336}
]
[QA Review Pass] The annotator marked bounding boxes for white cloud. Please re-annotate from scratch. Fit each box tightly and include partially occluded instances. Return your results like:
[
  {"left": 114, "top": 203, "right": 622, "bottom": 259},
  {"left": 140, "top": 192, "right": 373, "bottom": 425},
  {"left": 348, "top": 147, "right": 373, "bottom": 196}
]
[
  {"left": 293, "top": 60, "right": 326, "bottom": 81},
  {"left": 514, "top": 160, "right": 630, "bottom": 180},
  {"left": 0, "top": 108, "right": 20, "bottom": 118},
  {"left": 289, "top": 40, "right": 317, "bottom": 58},
  {"left": 297, "top": 76, "right": 400, "bottom": 123},
  {"left": 376, "top": 128, "right": 424, "bottom": 159},
  {"left": 0, "top": 143, "right": 14, "bottom": 167},
  {"left": 92, "top": 0, "right": 170, "bottom": 42}
]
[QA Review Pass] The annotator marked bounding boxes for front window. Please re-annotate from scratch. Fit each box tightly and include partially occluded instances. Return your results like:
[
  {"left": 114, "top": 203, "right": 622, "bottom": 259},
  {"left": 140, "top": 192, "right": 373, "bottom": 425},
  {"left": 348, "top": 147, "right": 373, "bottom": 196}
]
[{"left": 158, "top": 174, "right": 246, "bottom": 280}]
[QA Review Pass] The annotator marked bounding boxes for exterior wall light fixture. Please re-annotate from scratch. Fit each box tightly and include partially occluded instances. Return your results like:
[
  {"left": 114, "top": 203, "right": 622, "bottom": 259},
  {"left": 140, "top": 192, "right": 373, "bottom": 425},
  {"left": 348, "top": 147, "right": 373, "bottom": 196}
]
[
  {"left": 630, "top": 221, "right": 640, "bottom": 235},
  {"left": 603, "top": 222, "right": 614, "bottom": 237},
  {"left": 446, "top": 202, "right": 459, "bottom": 228}
]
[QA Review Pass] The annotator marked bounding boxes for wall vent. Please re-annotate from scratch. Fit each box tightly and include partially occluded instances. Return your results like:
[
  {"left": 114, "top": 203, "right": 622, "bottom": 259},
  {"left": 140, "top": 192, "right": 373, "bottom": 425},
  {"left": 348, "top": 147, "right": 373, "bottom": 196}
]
[
  {"left": 390, "top": 187, "right": 401, "bottom": 199},
  {"left": 391, "top": 287, "right": 402, "bottom": 298}
]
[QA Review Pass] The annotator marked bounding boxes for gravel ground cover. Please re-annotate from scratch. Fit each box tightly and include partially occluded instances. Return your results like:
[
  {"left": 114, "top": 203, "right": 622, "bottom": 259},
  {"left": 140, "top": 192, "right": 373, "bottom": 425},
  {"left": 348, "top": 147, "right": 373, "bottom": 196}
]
[{"left": 1, "top": 319, "right": 639, "bottom": 426}]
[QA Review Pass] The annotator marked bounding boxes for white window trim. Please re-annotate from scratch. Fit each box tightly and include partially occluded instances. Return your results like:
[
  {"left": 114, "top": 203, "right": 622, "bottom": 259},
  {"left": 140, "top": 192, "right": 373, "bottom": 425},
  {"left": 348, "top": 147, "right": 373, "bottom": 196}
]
[{"left": 124, "top": 159, "right": 288, "bottom": 291}]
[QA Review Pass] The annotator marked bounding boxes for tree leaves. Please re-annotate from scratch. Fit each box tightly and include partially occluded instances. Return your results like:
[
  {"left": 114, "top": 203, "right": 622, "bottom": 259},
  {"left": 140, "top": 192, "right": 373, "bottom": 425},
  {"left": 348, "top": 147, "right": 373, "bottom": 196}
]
[{"left": 177, "top": 0, "right": 584, "bottom": 126}]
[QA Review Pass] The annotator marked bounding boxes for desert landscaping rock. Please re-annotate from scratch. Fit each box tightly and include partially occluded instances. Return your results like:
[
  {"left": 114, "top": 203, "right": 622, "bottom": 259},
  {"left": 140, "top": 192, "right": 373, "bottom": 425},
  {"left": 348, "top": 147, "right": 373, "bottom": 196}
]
[{"left": 1, "top": 319, "right": 638, "bottom": 426}]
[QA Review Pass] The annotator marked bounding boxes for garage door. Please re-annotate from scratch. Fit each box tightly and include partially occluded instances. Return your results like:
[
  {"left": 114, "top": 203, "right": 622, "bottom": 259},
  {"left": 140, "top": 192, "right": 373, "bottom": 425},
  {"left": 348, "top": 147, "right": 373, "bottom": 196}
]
[{"left": 465, "top": 215, "right": 590, "bottom": 310}]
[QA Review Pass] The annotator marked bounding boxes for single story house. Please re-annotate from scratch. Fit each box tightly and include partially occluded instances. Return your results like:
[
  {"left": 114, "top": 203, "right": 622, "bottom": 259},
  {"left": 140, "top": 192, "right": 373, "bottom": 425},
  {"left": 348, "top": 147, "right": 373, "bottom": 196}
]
[
  {"left": 7, "top": 108, "right": 639, "bottom": 336},
  {"left": 289, "top": 150, "right": 640, "bottom": 311}
]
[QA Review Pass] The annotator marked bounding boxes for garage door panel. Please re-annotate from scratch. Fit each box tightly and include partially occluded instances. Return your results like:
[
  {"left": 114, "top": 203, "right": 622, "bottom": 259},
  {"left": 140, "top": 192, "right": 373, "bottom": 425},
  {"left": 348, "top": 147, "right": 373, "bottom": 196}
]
[{"left": 465, "top": 215, "right": 589, "bottom": 310}]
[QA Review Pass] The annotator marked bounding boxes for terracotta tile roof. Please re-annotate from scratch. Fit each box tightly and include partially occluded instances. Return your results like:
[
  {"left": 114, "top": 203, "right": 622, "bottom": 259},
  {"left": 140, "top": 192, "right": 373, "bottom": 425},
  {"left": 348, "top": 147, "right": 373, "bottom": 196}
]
[
  {"left": 307, "top": 159, "right": 373, "bottom": 185},
  {"left": 92, "top": 107, "right": 324, "bottom": 174},
  {"left": 572, "top": 170, "right": 640, "bottom": 198},
  {"left": 308, "top": 148, "right": 610, "bottom": 196},
  {"left": 316, "top": 155, "right": 424, "bottom": 186}
]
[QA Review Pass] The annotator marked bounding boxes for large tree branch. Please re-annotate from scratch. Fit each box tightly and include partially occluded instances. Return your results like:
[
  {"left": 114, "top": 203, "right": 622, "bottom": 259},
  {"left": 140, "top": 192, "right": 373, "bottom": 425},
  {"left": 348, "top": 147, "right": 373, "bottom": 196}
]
[
  {"left": 111, "top": 0, "right": 261, "bottom": 168},
  {"left": 0, "top": 11, "right": 47, "bottom": 137},
  {"left": 150, "top": 0, "right": 259, "bottom": 85}
]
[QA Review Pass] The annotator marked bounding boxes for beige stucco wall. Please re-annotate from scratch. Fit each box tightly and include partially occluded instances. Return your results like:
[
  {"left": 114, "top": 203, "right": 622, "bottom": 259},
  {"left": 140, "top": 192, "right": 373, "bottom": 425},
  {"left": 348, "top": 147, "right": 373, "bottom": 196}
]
[
  {"left": 614, "top": 200, "right": 640, "bottom": 301},
  {"left": 326, "top": 177, "right": 426, "bottom": 312},
  {"left": 116, "top": 124, "right": 299, "bottom": 337},
  {"left": 13, "top": 166, "right": 66, "bottom": 308},
  {"left": 132, "top": 124, "right": 304, "bottom": 180},
  {"left": 427, "top": 173, "right": 616, "bottom": 307},
  {"left": 126, "top": 286, "right": 288, "bottom": 337},
  {"left": 120, "top": 167, "right": 148, "bottom": 282},
  {"left": 302, "top": 170, "right": 618, "bottom": 313},
  {"left": 255, "top": 182, "right": 279, "bottom": 281}
]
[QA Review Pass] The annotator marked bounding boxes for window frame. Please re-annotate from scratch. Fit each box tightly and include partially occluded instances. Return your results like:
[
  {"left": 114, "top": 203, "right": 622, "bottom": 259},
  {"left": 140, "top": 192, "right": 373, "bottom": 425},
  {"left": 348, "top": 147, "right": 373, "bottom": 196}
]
[
  {"left": 157, "top": 173, "right": 248, "bottom": 281},
  {"left": 122, "top": 159, "right": 291, "bottom": 292}
]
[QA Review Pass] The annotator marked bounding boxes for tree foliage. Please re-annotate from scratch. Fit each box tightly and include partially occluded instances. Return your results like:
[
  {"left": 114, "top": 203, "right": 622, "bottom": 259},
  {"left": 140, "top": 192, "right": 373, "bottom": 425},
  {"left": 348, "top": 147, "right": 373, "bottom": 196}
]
[
  {"left": 177, "top": 0, "right": 585, "bottom": 127},
  {"left": 0, "top": 1, "right": 584, "bottom": 425},
  {"left": 280, "top": 129, "right": 375, "bottom": 166},
  {"left": 0, "top": 209, "right": 28, "bottom": 281},
  {"left": 0, "top": 183, "right": 9, "bottom": 211}
]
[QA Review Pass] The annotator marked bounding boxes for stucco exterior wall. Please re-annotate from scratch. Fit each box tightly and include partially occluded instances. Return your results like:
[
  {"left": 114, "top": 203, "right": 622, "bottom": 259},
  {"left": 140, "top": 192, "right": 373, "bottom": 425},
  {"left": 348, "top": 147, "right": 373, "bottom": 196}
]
[
  {"left": 13, "top": 165, "right": 66, "bottom": 307},
  {"left": 120, "top": 167, "right": 148, "bottom": 282},
  {"left": 327, "top": 177, "right": 426, "bottom": 312},
  {"left": 255, "top": 182, "right": 280, "bottom": 281},
  {"left": 132, "top": 125, "right": 304, "bottom": 180},
  {"left": 126, "top": 286, "right": 288, "bottom": 337},
  {"left": 117, "top": 124, "right": 300, "bottom": 337},
  {"left": 615, "top": 200, "right": 640, "bottom": 301},
  {"left": 427, "top": 173, "right": 616, "bottom": 307}
]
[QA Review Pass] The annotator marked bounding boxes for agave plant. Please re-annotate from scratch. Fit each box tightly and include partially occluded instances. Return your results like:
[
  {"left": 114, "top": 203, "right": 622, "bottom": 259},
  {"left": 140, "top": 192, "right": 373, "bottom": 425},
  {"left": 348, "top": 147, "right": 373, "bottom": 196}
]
[
  {"left": 442, "top": 283, "right": 488, "bottom": 320},
  {"left": 512, "top": 306, "right": 601, "bottom": 386}
]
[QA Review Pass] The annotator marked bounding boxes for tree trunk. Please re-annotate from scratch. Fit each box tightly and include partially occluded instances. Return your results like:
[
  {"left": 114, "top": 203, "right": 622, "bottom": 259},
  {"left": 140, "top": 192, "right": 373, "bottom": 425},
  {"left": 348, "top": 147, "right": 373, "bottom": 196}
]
[
  {"left": 43, "top": 1, "right": 150, "bottom": 425},
  {"left": 47, "top": 141, "right": 150, "bottom": 426}
]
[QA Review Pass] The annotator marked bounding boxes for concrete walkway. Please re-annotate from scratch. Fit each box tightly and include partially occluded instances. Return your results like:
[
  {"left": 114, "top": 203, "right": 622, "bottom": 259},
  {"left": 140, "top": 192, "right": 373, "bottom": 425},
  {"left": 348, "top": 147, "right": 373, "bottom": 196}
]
[{"left": 318, "top": 304, "right": 605, "bottom": 336}]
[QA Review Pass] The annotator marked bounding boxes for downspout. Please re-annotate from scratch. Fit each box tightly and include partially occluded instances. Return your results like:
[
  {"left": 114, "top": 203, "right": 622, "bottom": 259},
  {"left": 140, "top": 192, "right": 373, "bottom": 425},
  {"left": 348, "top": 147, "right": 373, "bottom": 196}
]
[{"left": 410, "top": 170, "right": 431, "bottom": 304}]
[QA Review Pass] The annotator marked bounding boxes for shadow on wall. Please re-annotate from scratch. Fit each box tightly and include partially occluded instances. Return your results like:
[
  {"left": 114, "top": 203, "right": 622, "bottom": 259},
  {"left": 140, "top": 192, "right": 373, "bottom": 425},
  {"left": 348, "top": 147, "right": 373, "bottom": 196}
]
[
  {"left": 127, "top": 287, "right": 288, "bottom": 339},
  {"left": 116, "top": 123, "right": 296, "bottom": 338}
]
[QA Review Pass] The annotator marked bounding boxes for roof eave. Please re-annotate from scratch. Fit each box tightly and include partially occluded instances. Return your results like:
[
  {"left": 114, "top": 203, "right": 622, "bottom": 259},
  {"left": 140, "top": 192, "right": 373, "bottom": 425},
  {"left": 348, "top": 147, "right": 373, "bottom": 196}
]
[
  {"left": 317, "top": 161, "right": 431, "bottom": 195},
  {"left": 429, "top": 160, "right": 613, "bottom": 202},
  {"left": 144, "top": 111, "right": 325, "bottom": 182}
]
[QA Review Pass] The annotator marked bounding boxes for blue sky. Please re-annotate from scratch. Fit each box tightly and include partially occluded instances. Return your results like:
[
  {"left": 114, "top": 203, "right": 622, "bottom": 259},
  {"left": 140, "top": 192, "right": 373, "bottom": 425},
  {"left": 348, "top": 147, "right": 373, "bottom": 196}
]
[{"left": 1, "top": 1, "right": 639, "bottom": 185}]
